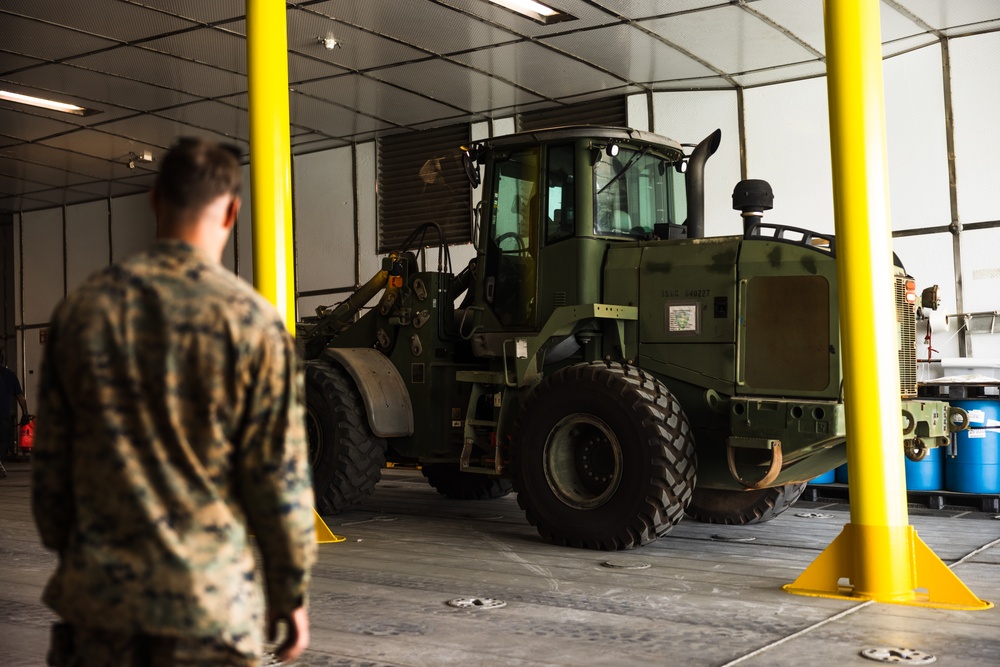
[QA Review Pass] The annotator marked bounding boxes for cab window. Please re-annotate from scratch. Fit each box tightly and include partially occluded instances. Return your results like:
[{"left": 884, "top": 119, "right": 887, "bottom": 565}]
[
  {"left": 594, "top": 147, "right": 674, "bottom": 237},
  {"left": 484, "top": 147, "right": 539, "bottom": 327}
]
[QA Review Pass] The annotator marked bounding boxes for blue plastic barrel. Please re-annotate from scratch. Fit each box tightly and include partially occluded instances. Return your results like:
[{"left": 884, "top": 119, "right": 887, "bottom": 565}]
[
  {"left": 834, "top": 463, "right": 849, "bottom": 484},
  {"left": 945, "top": 399, "right": 1000, "bottom": 494},
  {"left": 811, "top": 469, "right": 836, "bottom": 484},
  {"left": 904, "top": 445, "right": 943, "bottom": 491}
]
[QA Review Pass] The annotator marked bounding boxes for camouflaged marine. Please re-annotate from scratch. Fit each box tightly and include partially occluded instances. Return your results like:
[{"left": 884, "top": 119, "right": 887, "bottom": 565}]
[{"left": 32, "top": 138, "right": 316, "bottom": 666}]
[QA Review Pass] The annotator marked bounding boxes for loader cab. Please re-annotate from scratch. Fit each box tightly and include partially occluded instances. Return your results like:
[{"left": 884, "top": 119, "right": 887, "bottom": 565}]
[{"left": 476, "top": 128, "right": 686, "bottom": 336}]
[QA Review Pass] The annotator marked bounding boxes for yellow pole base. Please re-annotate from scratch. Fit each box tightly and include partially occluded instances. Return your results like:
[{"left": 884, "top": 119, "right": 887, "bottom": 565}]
[
  {"left": 314, "top": 508, "right": 345, "bottom": 544},
  {"left": 784, "top": 523, "right": 991, "bottom": 610}
]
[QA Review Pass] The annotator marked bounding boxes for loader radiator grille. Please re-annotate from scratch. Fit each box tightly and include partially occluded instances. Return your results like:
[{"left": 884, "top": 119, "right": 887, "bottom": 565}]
[{"left": 896, "top": 276, "right": 917, "bottom": 398}]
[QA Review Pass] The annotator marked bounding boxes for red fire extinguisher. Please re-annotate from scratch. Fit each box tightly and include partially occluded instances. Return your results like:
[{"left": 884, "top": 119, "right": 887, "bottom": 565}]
[{"left": 18, "top": 415, "right": 35, "bottom": 456}]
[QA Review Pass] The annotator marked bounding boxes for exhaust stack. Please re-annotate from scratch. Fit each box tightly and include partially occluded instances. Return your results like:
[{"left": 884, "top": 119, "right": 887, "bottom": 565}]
[{"left": 684, "top": 129, "right": 722, "bottom": 239}]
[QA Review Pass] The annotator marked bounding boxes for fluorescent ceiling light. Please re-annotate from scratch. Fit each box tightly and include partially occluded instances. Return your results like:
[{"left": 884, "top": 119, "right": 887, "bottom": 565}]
[
  {"left": 486, "top": 0, "right": 575, "bottom": 24},
  {"left": 0, "top": 90, "right": 95, "bottom": 116}
]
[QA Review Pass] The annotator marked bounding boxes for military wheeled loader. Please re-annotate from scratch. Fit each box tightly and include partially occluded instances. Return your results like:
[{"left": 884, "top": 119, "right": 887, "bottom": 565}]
[{"left": 298, "top": 125, "right": 962, "bottom": 550}]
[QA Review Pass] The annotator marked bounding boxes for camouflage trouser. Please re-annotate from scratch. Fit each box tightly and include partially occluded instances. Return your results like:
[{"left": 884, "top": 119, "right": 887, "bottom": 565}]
[{"left": 48, "top": 624, "right": 258, "bottom": 667}]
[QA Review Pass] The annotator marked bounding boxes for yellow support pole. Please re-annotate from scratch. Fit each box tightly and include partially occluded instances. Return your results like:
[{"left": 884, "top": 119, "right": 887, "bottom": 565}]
[
  {"left": 247, "top": 0, "right": 341, "bottom": 545},
  {"left": 784, "top": 0, "right": 989, "bottom": 610},
  {"left": 247, "top": 0, "right": 295, "bottom": 330}
]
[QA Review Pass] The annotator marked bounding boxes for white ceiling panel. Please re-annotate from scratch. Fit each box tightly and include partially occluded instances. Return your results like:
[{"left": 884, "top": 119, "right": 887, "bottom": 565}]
[
  {"left": 94, "top": 114, "right": 242, "bottom": 158},
  {"left": 541, "top": 24, "right": 715, "bottom": 82},
  {"left": 2, "top": 142, "right": 135, "bottom": 182},
  {"left": 304, "top": 0, "right": 519, "bottom": 55},
  {"left": 450, "top": 42, "right": 627, "bottom": 100},
  {"left": 68, "top": 48, "right": 246, "bottom": 99},
  {"left": 285, "top": 10, "right": 429, "bottom": 71},
  {"left": 107, "top": 173, "right": 158, "bottom": 196},
  {"left": 0, "top": 108, "right": 79, "bottom": 142},
  {"left": 0, "top": 53, "right": 46, "bottom": 75},
  {"left": 295, "top": 75, "right": 464, "bottom": 126},
  {"left": 0, "top": 13, "right": 119, "bottom": 62},
  {"left": 367, "top": 59, "right": 544, "bottom": 112},
  {"left": 289, "top": 93, "right": 395, "bottom": 138},
  {"left": 2, "top": 0, "right": 196, "bottom": 42},
  {"left": 142, "top": 27, "right": 246, "bottom": 74},
  {"left": 751, "top": 0, "right": 827, "bottom": 54},
  {"left": 943, "top": 18, "right": 1000, "bottom": 38},
  {"left": 289, "top": 53, "right": 350, "bottom": 84},
  {"left": 731, "top": 61, "right": 829, "bottom": 89},
  {"left": 883, "top": 33, "right": 940, "bottom": 58},
  {"left": 894, "top": 0, "right": 1000, "bottom": 31},
  {"left": 40, "top": 128, "right": 167, "bottom": 165},
  {"left": 650, "top": 76, "right": 734, "bottom": 91},
  {"left": 639, "top": 7, "right": 820, "bottom": 75},
  {"left": 588, "top": 0, "right": 721, "bottom": 20},
  {"left": 0, "top": 158, "right": 102, "bottom": 188},
  {"left": 122, "top": 0, "right": 246, "bottom": 25},
  {"left": 154, "top": 101, "right": 250, "bottom": 144},
  {"left": 879, "top": 1, "right": 937, "bottom": 41},
  {"left": 4, "top": 64, "right": 199, "bottom": 116}
]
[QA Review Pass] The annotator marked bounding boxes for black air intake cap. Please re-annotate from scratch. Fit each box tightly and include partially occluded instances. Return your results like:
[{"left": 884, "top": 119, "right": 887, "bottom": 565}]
[{"left": 732, "top": 179, "right": 774, "bottom": 213}]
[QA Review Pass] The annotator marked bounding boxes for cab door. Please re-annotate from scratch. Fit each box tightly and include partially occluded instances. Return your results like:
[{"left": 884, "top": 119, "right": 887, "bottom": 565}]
[{"left": 483, "top": 146, "right": 540, "bottom": 328}]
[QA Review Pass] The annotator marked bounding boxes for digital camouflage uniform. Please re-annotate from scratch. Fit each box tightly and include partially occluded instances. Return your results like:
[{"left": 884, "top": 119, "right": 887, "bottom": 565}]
[{"left": 32, "top": 240, "right": 317, "bottom": 664}]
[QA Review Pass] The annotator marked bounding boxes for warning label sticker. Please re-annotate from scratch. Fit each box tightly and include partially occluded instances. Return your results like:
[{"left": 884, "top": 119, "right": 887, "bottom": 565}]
[{"left": 667, "top": 304, "right": 699, "bottom": 333}]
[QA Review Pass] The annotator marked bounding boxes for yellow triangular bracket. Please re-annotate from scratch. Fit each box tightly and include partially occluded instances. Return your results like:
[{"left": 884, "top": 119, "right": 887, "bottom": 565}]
[
  {"left": 784, "top": 523, "right": 992, "bottom": 611},
  {"left": 314, "top": 508, "right": 345, "bottom": 544}
]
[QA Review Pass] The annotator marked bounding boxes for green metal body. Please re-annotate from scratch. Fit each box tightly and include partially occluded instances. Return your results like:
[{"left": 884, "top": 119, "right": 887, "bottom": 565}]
[{"left": 300, "top": 126, "right": 954, "bottom": 492}]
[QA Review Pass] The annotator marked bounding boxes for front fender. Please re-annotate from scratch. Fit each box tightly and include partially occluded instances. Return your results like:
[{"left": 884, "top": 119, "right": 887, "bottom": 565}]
[{"left": 319, "top": 347, "right": 414, "bottom": 437}]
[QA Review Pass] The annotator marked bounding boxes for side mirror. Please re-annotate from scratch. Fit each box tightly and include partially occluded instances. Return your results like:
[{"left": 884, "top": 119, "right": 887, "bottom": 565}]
[
  {"left": 462, "top": 149, "right": 481, "bottom": 188},
  {"left": 921, "top": 285, "right": 941, "bottom": 311}
]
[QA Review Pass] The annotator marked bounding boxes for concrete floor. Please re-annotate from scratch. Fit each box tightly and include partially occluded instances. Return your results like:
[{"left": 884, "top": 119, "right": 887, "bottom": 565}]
[{"left": 3, "top": 461, "right": 999, "bottom": 666}]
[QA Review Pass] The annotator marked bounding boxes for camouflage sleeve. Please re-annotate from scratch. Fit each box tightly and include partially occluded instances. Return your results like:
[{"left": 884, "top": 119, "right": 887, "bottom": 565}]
[
  {"left": 31, "top": 317, "right": 75, "bottom": 552},
  {"left": 238, "top": 323, "right": 317, "bottom": 616}
]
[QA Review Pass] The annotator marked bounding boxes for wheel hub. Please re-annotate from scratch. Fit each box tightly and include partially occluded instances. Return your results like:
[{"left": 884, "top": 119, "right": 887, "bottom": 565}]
[
  {"left": 543, "top": 414, "right": 622, "bottom": 510},
  {"left": 305, "top": 405, "right": 323, "bottom": 466}
]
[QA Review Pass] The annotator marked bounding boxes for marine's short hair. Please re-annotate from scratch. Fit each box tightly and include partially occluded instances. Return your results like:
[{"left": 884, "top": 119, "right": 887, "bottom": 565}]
[{"left": 154, "top": 137, "right": 242, "bottom": 215}]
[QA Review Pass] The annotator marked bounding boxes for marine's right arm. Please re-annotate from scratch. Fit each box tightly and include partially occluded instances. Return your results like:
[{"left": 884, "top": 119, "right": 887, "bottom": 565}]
[{"left": 31, "top": 321, "right": 76, "bottom": 552}]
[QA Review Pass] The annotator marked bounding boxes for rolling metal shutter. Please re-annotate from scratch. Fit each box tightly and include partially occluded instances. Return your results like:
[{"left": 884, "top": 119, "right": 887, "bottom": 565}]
[
  {"left": 377, "top": 124, "right": 472, "bottom": 253},
  {"left": 516, "top": 96, "right": 627, "bottom": 132}
]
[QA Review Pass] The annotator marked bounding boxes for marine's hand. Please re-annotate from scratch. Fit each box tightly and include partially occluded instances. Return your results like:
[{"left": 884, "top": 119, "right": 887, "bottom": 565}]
[{"left": 268, "top": 606, "right": 310, "bottom": 663}]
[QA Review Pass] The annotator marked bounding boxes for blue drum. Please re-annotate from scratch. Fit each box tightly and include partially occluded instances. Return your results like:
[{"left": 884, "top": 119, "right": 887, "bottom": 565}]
[
  {"left": 945, "top": 399, "right": 1000, "bottom": 494},
  {"left": 904, "top": 445, "right": 943, "bottom": 491}
]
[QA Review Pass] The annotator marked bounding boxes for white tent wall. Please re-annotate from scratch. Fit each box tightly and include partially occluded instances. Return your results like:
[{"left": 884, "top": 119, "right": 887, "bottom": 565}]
[
  {"left": 65, "top": 200, "right": 110, "bottom": 293},
  {"left": 110, "top": 192, "right": 156, "bottom": 263},
  {"left": 293, "top": 146, "right": 356, "bottom": 318},
  {"left": 18, "top": 207, "right": 63, "bottom": 411},
  {"left": 8, "top": 34, "right": 1000, "bottom": 399},
  {"left": 651, "top": 90, "right": 744, "bottom": 238},
  {"left": 743, "top": 77, "right": 835, "bottom": 235}
]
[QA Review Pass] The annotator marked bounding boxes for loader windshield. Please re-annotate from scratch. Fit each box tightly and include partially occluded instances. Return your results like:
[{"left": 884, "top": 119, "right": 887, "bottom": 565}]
[{"left": 593, "top": 147, "right": 682, "bottom": 237}]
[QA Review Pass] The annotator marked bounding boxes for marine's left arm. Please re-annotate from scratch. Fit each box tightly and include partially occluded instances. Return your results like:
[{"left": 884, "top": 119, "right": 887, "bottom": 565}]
[{"left": 237, "top": 324, "right": 317, "bottom": 617}]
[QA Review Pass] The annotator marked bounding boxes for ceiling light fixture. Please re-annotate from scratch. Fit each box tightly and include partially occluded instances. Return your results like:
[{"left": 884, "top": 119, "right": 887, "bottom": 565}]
[
  {"left": 485, "top": 0, "right": 575, "bottom": 24},
  {"left": 316, "top": 36, "right": 340, "bottom": 50},
  {"left": 0, "top": 89, "right": 96, "bottom": 116}
]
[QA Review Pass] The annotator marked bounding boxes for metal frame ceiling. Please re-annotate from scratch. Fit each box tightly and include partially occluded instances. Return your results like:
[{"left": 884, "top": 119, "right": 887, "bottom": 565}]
[{"left": 1, "top": 0, "right": 999, "bottom": 214}]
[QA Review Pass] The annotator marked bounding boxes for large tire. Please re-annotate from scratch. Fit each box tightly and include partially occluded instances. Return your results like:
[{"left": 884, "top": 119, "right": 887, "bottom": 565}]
[
  {"left": 686, "top": 482, "right": 807, "bottom": 525},
  {"left": 305, "top": 361, "right": 387, "bottom": 514},
  {"left": 511, "top": 362, "right": 696, "bottom": 550},
  {"left": 421, "top": 463, "right": 513, "bottom": 500}
]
